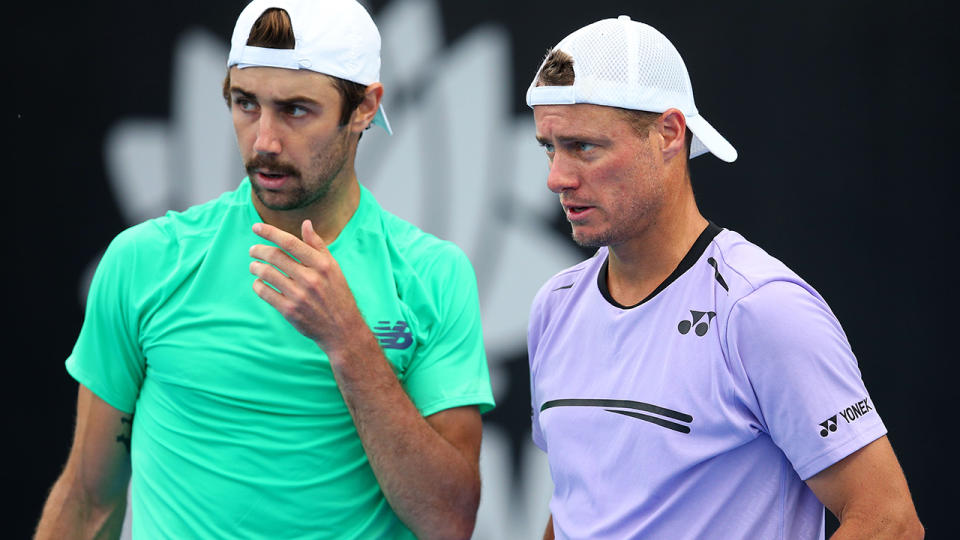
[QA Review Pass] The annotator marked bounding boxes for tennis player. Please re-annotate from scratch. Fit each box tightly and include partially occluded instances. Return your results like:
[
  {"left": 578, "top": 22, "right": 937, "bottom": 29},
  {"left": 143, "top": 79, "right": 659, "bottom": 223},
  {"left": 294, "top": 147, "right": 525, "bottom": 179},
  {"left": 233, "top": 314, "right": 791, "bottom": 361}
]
[
  {"left": 35, "top": 1, "right": 493, "bottom": 538},
  {"left": 526, "top": 16, "right": 922, "bottom": 539}
]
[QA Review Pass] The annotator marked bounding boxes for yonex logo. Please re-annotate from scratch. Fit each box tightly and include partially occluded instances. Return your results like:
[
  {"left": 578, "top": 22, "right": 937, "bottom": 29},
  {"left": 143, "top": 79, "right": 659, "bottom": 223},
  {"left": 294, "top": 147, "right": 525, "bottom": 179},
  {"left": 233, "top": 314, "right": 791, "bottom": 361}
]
[
  {"left": 541, "top": 398, "right": 693, "bottom": 434},
  {"left": 678, "top": 310, "right": 716, "bottom": 336},
  {"left": 818, "top": 397, "right": 874, "bottom": 437},
  {"left": 373, "top": 321, "right": 414, "bottom": 350},
  {"left": 839, "top": 398, "right": 874, "bottom": 424},
  {"left": 819, "top": 415, "right": 838, "bottom": 437}
]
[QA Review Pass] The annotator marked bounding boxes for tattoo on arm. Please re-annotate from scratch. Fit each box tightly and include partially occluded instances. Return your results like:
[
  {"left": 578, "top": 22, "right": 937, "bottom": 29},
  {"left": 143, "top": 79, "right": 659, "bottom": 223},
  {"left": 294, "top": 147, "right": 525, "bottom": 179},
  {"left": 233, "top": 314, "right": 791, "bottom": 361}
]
[{"left": 116, "top": 415, "right": 133, "bottom": 454}]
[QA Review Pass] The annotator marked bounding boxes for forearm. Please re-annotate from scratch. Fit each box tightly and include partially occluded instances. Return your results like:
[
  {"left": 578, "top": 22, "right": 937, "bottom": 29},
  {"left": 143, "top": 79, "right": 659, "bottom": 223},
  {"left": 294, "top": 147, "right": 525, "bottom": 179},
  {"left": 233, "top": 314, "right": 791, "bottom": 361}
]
[
  {"left": 37, "top": 386, "right": 132, "bottom": 540},
  {"left": 328, "top": 333, "right": 480, "bottom": 540},
  {"left": 828, "top": 505, "right": 924, "bottom": 540},
  {"left": 249, "top": 222, "right": 482, "bottom": 536},
  {"left": 35, "top": 470, "right": 127, "bottom": 540}
]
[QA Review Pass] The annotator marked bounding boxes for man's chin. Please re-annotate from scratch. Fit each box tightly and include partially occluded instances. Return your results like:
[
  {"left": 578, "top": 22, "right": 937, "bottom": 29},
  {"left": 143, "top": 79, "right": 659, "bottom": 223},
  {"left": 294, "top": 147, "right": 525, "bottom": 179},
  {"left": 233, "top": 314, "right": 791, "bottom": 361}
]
[
  {"left": 571, "top": 231, "right": 605, "bottom": 248},
  {"left": 252, "top": 186, "right": 307, "bottom": 211}
]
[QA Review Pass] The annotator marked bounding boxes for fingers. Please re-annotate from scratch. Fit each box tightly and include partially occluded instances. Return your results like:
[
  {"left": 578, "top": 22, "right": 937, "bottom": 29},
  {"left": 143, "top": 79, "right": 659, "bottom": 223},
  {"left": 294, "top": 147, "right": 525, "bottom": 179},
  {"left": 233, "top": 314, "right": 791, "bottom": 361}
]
[
  {"left": 251, "top": 275, "right": 290, "bottom": 311},
  {"left": 252, "top": 222, "right": 327, "bottom": 264},
  {"left": 301, "top": 219, "right": 328, "bottom": 251},
  {"left": 249, "top": 242, "right": 303, "bottom": 280},
  {"left": 249, "top": 259, "right": 292, "bottom": 293},
  {"left": 248, "top": 220, "right": 339, "bottom": 296},
  {"left": 250, "top": 221, "right": 330, "bottom": 278},
  {"left": 248, "top": 221, "right": 359, "bottom": 347}
]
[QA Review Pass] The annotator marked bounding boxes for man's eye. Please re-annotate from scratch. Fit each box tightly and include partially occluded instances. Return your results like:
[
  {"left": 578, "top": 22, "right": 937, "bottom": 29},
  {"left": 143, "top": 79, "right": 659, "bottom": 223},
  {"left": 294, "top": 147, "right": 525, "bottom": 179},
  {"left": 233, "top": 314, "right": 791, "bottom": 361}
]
[
  {"left": 288, "top": 106, "right": 308, "bottom": 118},
  {"left": 540, "top": 142, "right": 555, "bottom": 153},
  {"left": 577, "top": 142, "right": 596, "bottom": 152},
  {"left": 234, "top": 98, "right": 257, "bottom": 111}
]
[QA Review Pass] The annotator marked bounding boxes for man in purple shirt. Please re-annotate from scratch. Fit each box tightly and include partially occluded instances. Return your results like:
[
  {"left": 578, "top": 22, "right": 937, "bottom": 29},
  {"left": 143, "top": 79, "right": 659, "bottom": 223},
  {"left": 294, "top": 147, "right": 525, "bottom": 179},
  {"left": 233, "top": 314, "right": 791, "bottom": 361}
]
[{"left": 526, "top": 16, "right": 923, "bottom": 539}]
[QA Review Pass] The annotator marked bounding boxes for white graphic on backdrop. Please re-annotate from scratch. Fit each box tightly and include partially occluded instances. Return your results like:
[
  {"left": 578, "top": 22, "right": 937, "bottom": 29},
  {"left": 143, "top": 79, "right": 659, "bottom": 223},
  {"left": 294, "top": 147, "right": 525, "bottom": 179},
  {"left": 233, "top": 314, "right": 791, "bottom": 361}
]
[{"left": 100, "top": 1, "right": 572, "bottom": 537}]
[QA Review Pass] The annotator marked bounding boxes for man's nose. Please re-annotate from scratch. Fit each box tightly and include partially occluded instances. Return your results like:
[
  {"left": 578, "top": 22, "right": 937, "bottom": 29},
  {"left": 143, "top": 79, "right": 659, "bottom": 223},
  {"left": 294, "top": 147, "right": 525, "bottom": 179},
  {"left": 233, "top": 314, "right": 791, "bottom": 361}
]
[
  {"left": 253, "top": 112, "right": 282, "bottom": 155},
  {"left": 546, "top": 155, "right": 579, "bottom": 193}
]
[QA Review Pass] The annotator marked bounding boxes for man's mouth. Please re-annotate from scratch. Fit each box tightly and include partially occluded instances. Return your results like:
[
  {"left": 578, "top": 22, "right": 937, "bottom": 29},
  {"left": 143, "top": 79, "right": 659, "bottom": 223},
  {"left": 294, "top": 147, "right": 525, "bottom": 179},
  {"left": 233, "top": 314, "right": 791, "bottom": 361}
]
[
  {"left": 564, "top": 205, "right": 593, "bottom": 220},
  {"left": 255, "top": 170, "right": 292, "bottom": 190}
]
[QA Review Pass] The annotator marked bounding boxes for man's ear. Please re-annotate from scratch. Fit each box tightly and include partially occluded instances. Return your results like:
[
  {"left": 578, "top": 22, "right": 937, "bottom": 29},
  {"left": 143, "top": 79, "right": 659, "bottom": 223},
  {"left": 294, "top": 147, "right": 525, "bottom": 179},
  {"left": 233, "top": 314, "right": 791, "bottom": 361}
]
[
  {"left": 659, "top": 108, "right": 687, "bottom": 162},
  {"left": 350, "top": 83, "right": 384, "bottom": 133}
]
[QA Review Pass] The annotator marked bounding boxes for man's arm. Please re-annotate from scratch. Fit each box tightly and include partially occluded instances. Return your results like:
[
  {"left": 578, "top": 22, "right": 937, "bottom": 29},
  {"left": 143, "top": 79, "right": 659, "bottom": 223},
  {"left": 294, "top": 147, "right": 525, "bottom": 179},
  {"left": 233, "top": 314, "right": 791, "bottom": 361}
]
[
  {"left": 249, "top": 220, "right": 482, "bottom": 539},
  {"left": 806, "top": 435, "right": 923, "bottom": 539},
  {"left": 334, "top": 337, "right": 482, "bottom": 540},
  {"left": 542, "top": 514, "right": 554, "bottom": 540},
  {"left": 35, "top": 384, "right": 133, "bottom": 540}
]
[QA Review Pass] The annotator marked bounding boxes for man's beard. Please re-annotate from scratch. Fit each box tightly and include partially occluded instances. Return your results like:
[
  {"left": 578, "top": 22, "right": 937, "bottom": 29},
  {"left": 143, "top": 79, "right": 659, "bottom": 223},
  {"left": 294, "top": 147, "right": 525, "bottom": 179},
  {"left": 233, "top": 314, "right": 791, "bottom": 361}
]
[
  {"left": 568, "top": 193, "right": 663, "bottom": 249},
  {"left": 245, "top": 140, "right": 348, "bottom": 212},
  {"left": 571, "top": 228, "right": 615, "bottom": 248}
]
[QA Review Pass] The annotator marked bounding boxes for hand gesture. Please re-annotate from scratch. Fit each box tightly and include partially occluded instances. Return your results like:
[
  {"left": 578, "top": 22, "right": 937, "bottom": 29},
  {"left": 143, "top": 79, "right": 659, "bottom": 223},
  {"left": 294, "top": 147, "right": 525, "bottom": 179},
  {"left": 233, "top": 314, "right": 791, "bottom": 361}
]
[{"left": 249, "top": 219, "right": 365, "bottom": 352}]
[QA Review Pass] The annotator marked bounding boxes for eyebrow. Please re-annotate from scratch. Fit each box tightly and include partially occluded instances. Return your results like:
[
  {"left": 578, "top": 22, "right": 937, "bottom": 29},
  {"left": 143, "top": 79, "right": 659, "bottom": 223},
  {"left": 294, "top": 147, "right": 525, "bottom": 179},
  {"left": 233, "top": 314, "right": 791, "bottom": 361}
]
[
  {"left": 230, "top": 86, "right": 320, "bottom": 107},
  {"left": 536, "top": 134, "right": 601, "bottom": 145}
]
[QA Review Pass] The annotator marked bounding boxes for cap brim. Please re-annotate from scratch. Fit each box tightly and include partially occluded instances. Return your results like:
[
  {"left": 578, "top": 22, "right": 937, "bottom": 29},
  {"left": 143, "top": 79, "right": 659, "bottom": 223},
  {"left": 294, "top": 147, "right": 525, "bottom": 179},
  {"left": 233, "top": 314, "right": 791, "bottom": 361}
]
[
  {"left": 372, "top": 104, "right": 392, "bottom": 135},
  {"left": 686, "top": 114, "right": 736, "bottom": 162}
]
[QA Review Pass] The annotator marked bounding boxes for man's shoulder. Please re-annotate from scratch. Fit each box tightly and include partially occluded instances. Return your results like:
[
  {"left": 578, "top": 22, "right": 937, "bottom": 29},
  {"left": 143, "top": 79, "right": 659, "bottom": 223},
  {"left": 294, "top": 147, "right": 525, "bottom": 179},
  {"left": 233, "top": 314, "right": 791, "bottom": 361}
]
[
  {"left": 367, "top": 196, "right": 472, "bottom": 273},
  {"left": 107, "top": 183, "right": 249, "bottom": 262},
  {"left": 531, "top": 249, "right": 604, "bottom": 309},
  {"left": 709, "top": 229, "right": 809, "bottom": 297},
  {"left": 707, "top": 229, "right": 831, "bottom": 332},
  {"left": 155, "top": 182, "right": 249, "bottom": 236},
  {"left": 544, "top": 253, "right": 600, "bottom": 287}
]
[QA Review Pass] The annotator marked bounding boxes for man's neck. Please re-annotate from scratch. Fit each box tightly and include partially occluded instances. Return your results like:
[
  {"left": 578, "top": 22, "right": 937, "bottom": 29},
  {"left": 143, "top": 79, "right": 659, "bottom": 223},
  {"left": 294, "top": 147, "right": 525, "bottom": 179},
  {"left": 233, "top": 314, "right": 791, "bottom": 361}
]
[{"left": 605, "top": 199, "right": 707, "bottom": 306}]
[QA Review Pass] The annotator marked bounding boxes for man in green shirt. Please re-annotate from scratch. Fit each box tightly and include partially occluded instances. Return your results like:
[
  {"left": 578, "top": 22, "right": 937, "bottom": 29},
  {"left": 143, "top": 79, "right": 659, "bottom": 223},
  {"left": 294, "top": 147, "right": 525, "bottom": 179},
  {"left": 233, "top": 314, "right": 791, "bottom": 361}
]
[{"left": 35, "top": 1, "right": 494, "bottom": 538}]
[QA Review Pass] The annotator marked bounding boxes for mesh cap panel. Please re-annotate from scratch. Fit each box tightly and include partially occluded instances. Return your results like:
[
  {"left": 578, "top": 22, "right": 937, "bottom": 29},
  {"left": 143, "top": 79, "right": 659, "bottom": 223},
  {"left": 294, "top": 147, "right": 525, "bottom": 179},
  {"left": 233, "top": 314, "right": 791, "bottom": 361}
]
[{"left": 527, "top": 16, "right": 736, "bottom": 162}]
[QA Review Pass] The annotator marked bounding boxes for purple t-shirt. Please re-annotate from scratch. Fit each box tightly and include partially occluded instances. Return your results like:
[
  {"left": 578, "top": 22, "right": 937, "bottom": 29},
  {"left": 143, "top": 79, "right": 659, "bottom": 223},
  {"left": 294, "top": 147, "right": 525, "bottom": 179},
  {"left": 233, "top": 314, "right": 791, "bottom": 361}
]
[{"left": 528, "top": 225, "right": 885, "bottom": 539}]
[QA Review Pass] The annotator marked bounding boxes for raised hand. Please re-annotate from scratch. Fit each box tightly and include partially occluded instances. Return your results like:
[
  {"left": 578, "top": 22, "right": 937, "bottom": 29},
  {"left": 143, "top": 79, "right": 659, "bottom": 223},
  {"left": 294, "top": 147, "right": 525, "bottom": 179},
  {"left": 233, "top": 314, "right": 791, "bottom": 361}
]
[{"left": 249, "top": 219, "right": 367, "bottom": 353}]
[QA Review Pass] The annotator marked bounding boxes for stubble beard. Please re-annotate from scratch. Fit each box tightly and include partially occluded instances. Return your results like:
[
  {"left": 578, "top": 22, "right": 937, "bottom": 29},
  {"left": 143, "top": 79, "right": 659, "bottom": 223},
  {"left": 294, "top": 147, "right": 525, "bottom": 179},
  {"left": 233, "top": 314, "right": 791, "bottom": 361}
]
[
  {"left": 569, "top": 185, "right": 665, "bottom": 249},
  {"left": 247, "top": 129, "right": 351, "bottom": 211},
  {"left": 571, "top": 227, "right": 613, "bottom": 248}
]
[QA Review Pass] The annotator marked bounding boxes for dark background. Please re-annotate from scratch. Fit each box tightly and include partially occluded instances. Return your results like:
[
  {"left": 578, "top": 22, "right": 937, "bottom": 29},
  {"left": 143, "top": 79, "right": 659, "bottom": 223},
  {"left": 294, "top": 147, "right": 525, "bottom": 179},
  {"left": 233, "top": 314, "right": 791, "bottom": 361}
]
[{"left": 13, "top": 1, "right": 953, "bottom": 537}]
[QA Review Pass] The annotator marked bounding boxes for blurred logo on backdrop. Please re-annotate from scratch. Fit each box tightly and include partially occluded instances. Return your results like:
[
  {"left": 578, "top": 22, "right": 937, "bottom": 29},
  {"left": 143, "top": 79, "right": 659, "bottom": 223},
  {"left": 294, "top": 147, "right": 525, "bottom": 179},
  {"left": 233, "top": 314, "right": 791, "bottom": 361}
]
[{"left": 93, "top": 0, "right": 579, "bottom": 537}]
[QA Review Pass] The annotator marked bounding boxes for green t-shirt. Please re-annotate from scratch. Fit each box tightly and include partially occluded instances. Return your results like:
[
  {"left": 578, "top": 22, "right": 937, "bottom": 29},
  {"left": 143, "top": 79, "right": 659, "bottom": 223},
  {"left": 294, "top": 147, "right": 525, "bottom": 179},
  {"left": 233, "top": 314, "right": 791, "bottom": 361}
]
[{"left": 66, "top": 179, "right": 494, "bottom": 539}]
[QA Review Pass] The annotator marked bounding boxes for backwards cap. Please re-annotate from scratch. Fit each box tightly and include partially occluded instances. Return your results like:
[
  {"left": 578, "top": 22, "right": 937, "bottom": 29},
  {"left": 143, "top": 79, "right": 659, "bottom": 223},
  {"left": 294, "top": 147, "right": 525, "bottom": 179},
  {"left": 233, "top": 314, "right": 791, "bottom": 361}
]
[
  {"left": 228, "top": 0, "right": 392, "bottom": 135},
  {"left": 527, "top": 16, "right": 735, "bottom": 162}
]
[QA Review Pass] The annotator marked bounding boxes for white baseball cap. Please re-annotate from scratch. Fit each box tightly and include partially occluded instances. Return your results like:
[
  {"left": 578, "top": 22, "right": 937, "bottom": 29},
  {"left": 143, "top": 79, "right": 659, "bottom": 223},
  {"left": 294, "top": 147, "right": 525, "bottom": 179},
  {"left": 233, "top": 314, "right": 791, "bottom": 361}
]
[
  {"left": 228, "top": 0, "right": 392, "bottom": 135},
  {"left": 527, "top": 16, "right": 735, "bottom": 162}
]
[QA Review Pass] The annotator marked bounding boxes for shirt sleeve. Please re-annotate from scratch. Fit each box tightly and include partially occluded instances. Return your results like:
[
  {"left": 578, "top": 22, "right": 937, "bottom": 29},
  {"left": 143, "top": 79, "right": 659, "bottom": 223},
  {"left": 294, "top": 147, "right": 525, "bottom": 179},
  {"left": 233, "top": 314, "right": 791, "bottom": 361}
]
[
  {"left": 725, "top": 280, "right": 886, "bottom": 480},
  {"left": 65, "top": 226, "right": 153, "bottom": 414},
  {"left": 401, "top": 244, "right": 495, "bottom": 417}
]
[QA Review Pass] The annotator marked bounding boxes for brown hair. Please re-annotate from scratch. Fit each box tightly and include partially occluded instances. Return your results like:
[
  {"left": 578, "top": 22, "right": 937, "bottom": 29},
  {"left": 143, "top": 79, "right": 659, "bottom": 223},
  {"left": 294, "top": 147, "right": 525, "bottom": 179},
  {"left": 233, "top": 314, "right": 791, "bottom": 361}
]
[
  {"left": 535, "top": 49, "right": 691, "bottom": 155},
  {"left": 222, "top": 8, "right": 367, "bottom": 126}
]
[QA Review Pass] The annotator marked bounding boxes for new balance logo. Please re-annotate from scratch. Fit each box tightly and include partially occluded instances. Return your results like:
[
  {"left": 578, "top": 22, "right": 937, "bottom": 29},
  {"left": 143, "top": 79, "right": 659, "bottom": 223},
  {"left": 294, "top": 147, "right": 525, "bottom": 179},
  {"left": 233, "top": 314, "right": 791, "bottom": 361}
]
[
  {"left": 818, "top": 397, "right": 874, "bottom": 437},
  {"left": 373, "top": 321, "right": 414, "bottom": 350},
  {"left": 678, "top": 310, "right": 716, "bottom": 336}
]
